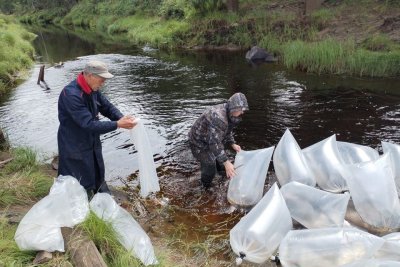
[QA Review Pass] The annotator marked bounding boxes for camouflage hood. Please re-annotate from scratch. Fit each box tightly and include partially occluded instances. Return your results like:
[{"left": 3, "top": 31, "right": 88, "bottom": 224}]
[{"left": 227, "top": 93, "right": 249, "bottom": 114}]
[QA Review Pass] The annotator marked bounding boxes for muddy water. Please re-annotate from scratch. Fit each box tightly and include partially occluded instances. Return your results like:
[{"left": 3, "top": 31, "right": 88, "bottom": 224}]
[{"left": 1, "top": 26, "right": 400, "bottom": 266}]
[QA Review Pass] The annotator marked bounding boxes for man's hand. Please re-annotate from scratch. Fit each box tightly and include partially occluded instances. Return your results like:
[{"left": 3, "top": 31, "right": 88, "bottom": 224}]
[
  {"left": 231, "top": 144, "right": 241, "bottom": 152},
  {"left": 117, "top": 115, "right": 137, "bottom": 129},
  {"left": 223, "top": 160, "right": 236, "bottom": 179}
]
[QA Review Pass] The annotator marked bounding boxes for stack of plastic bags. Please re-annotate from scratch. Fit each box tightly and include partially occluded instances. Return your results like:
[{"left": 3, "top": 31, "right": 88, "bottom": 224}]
[{"left": 228, "top": 128, "right": 400, "bottom": 266}]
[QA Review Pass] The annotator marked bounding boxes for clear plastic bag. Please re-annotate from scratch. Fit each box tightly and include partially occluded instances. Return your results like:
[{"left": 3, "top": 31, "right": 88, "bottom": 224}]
[
  {"left": 340, "top": 154, "right": 400, "bottom": 229},
  {"left": 374, "top": 232, "right": 400, "bottom": 261},
  {"left": 14, "top": 175, "right": 89, "bottom": 252},
  {"left": 303, "top": 135, "right": 348, "bottom": 192},
  {"left": 130, "top": 118, "right": 160, "bottom": 198},
  {"left": 90, "top": 193, "right": 158, "bottom": 266},
  {"left": 229, "top": 183, "right": 292, "bottom": 265},
  {"left": 280, "top": 181, "right": 350, "bottom": 229},
  {"left": 382, "top": 141, "right": 400, "bottom": 195},
  {"left": 273, "top": 129, "right": 315, "bottom": 186},
  {"left": 337, "top": 141, "right": 379, "bottom": 164},
  {"left": 227, "top": 146, "right": 275, "bottom": 206},
  {"left": 278, "top": 228, "right": 384, "bottom": 267},
  {"left": 340, "top": 259, "right": 400, "bottom": 267}
]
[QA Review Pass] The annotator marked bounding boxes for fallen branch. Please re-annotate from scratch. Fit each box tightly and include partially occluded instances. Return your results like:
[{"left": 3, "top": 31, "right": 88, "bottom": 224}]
[{"left": 0, "top": 157, "right": 13, "bottom": 168}]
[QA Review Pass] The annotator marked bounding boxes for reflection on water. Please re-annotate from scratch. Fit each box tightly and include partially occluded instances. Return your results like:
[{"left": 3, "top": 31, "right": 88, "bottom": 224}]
[{"left": 1, "top": 26, "right": 400, "bottom": 265}]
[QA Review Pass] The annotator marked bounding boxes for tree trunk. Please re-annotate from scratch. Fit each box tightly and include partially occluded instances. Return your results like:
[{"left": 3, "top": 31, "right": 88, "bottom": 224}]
[{"left": 226, "top": 0, "right": 239, "bottom": 12}]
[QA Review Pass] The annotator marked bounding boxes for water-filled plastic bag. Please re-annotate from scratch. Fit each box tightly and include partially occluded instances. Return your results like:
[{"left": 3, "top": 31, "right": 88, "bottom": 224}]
[
  {"left": 227, "top": 146, "right": 275, "bottom": 206},
  {"left": 273, "top": 129, "right": 315, "bottom": 186},
  {"left": 374, "top": 232, "right": 400, "bottom": 261},
  {"left": 303, "top": 135, "right": 347, "bottom": 192},
  {"left": 281, "top": 181, "right": 350, "bottom": 229},
  {"left": 341, "top": 153, "right": 400, "bottom": 229},
  {"left": 337, "top": 141, "right": 379, "bottom": 164},
  {"left": 278, "top": 228, "right": 384, "bottom": 267},
  {"left": 382, "top": 141, "right": 400, "bottom": 195},
  {"left": 341, "top": 259, "right": 400, "bottom": 267},
  {"left": 230, "top": 183, "right": 292, "bottom": 264}
]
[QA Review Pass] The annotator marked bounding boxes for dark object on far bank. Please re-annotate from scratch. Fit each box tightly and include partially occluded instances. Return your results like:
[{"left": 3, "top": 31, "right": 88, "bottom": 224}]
[{"left": 245, "top": 46, "right": 277, "bottom": 63}]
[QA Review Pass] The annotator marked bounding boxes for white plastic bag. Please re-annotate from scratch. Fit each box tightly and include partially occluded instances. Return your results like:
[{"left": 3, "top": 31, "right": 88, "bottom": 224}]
[
  {"left": 130, "top": 118, "right": 160, "bottom": 198},
  {"left": 280, "top": 181, "right": 350, "bottom": 229},
  {"left": 337, "top": 141, "right": 379, "bottom": 164},
  {"left": 278, "top": 228, "right": 384, "bottom": 267},
  {"left": 341, "top": 259, "right": 400, "bottom": 267},
  {"left": 341, "top": 153, "right": 400, "bottom": 229},
  {"left": 382, "top": 141, "right": 400, "bottom": 195},
  {"left": 303, "top": 135, "right": 347, "bottom": 192},
  {"left": 273, "top": 129, "right": 315, "bottom": 186},
  {"left": 374, "top": 232, "right": 400, "bottom": 261},
  {"left": 229, "top": 183, "right": 292, "bottom": 265},
  {"left": 227, "top": 146, "right": 275, "bottom": 206},
  {"left": 90, "top": 193, "right": 158, "bottom": 266},
  {"left": 15, "top": 175, "right": 89, "bottom": 252}
]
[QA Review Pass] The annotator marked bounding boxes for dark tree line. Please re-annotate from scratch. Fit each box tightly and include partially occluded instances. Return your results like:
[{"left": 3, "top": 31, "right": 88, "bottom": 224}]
[
  {"left": 0, "top": 0, "right": 242, "bottom": 16},
  {"left": 0, "top": 0, "right": 79, "bottom": 14}
]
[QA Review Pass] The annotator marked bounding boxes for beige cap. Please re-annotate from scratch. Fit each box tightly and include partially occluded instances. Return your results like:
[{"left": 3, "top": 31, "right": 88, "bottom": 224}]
[{"left": 84, "top": 60, "right": 114, "bottom": 79}]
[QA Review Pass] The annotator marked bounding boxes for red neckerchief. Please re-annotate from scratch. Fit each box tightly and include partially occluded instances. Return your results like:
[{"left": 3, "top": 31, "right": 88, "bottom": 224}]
[{"left": 77, "top": 72, "right": 92, "bottom": 95}]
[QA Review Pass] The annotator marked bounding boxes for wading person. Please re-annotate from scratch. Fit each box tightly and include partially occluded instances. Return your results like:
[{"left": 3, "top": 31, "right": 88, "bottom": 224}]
[
  {"left": 188, "top": 92, "right": 249, "bottom": 188},
  {"left": 57, "top": 60, "right": 136, "bottom": 197}
]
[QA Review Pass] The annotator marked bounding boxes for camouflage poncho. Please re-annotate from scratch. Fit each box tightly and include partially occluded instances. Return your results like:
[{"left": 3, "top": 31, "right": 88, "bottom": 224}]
[{"left": 188, "top": 93, "right": 249, "bottom": 164}]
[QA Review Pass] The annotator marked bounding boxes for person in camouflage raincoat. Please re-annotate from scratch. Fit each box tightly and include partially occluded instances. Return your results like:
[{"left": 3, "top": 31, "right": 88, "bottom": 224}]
[{"left": 188, "top": 93, "right": 249, "bottom": 188}]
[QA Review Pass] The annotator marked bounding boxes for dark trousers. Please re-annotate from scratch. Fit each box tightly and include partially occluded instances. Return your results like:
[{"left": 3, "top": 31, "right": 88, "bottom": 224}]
[{"left": 200, "top": 160, "right": 225, "bottom": 188}]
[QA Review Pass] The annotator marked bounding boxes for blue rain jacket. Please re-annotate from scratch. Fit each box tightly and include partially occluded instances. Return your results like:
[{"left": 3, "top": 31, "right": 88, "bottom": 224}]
[{"left": 57, "top": 79, "right": 123, "bottom": 190}]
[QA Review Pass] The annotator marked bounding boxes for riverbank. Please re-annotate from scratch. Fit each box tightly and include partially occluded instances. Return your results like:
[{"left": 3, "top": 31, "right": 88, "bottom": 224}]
[
  {"left": 0, "top": 145, "right": 229, "bottom": 266},
  {"left": 0, "top": 15, "right": 36, "bottom": 97},
  {"left": 6, "top": 0, "right": 400, "bottom": 78}
]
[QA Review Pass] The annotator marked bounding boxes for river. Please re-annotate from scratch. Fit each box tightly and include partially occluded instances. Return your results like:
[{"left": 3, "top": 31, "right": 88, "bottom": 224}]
[{"left": 1, "top": 26, "right": 400, "bottom": 266}]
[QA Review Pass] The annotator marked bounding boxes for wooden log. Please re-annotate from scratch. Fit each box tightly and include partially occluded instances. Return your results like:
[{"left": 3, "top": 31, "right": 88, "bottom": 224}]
[
  {"left": 37, "top": 65, "right": 45, "bottom": 85},
  {"left": 0, "top": 157, "right": 13, "bottom": 168},
  {"left": 61, "top": 227, "right": 107, "bottom": 267}
]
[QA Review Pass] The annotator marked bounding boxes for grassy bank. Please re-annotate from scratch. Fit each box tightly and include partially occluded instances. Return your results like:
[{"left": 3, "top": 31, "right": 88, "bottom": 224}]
[
  {"left": 7, "top": 0, "right": 400, "bottom": 78},
  {"left": 0, "top": 14, "right": 36, "bottom": 96}
]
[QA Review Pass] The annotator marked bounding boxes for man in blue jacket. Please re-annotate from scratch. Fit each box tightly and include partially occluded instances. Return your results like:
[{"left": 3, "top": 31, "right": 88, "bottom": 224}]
[
  {"left": 188, "top": 93, "right": 249, "bottom": 188},
  {"left": 57, "top": 60, "right": 136, "bottom": 197}
]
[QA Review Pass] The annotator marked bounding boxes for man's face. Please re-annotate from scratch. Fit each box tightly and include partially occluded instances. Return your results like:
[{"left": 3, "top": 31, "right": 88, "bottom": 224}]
[
  {"left": 231, "top": 110, "right": 244, "bottom": 117},
  {"left": 86, "top": 73, "right": 106, "bottom": 91}
]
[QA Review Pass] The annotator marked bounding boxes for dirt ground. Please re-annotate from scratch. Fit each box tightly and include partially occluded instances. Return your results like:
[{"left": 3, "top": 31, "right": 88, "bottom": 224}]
[{"left": 263, "top": 1, "right": 400, "bottom": 44}]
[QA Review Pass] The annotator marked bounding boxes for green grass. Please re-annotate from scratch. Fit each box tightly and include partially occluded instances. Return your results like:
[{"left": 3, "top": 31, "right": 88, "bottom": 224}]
[
  {"left": 0, "top": 215, "right": 72, "bottom": 267},
  {"left": 0, "top": 14, "right": 35, "bottom": 96},
  {"left": 110, "top": 16, "right": 190, "bottom": 48},
  {"left": 81, "top": 212, "right": 158, "bottom": 267},
  {"left": 283, "top": 38, "right": 400, "bottom": 77},
  {"left": 9, "top": 0, "right": 400, "bottom": 76},
  {"left": 0, "top": 147, "right": 53, "bottom": 207}
]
